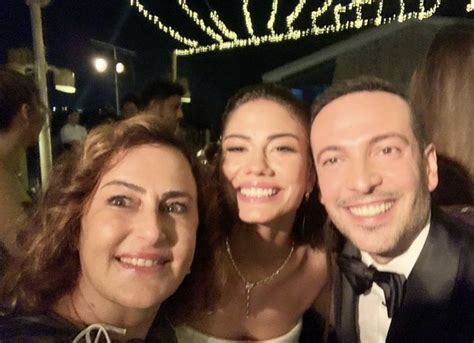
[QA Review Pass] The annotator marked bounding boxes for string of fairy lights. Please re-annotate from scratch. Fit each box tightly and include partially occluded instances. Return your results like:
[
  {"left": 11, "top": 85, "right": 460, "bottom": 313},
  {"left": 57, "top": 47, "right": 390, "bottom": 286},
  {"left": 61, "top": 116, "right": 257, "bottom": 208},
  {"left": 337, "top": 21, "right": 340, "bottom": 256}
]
[{"left": 128, "top": 0, "right": 471, "bottom": 56}]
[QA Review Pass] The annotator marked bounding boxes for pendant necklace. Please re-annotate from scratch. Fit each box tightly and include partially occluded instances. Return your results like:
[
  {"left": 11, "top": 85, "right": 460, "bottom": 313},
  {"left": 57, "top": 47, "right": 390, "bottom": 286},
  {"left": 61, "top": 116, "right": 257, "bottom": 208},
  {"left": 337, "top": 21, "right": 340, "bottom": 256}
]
[{"left": 225, "top": 237, "right": 294, "bottom": 318}]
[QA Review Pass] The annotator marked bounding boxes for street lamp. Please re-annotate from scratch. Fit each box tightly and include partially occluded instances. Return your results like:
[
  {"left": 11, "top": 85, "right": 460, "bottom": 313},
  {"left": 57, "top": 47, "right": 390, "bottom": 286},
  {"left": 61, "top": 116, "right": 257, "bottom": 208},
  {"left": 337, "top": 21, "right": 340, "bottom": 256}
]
[
  {"left": 93, "top": 57, "right": 108, "bottom": 73},
  {"left": 90, "top": 39, "right": 136, "bottom": 117}
]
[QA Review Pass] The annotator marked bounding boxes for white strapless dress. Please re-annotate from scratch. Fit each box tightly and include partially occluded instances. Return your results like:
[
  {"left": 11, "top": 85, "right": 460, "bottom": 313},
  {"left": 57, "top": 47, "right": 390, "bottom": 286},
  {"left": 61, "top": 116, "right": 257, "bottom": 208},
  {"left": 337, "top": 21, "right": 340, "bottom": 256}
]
[{"left": 175, "top": 320, "right": 302, "bottom": 343}]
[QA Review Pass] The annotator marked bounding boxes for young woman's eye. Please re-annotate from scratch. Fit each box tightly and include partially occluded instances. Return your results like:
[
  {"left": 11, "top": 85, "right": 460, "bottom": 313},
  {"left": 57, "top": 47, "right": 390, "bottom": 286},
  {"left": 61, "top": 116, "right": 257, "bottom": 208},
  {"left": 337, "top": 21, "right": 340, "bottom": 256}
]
[
  {"left": 274, "top": 146, "right": 296, "bottom": 153},
  {"left": 107, "top": 196, "right": 132, "bottom": 208},
  {"left": 225, "top": 146, "right": 245, "bottom": 153},
  {"left": 163, "top": 202, "right": 188, "bottom": 214}
]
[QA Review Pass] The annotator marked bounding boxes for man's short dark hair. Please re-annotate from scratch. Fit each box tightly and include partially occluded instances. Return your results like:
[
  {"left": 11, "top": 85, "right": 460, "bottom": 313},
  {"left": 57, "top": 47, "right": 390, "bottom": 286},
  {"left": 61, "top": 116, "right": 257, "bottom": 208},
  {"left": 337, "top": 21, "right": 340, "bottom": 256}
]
[
  {"left": 140, "top": 79, "right": 184, "bottom": 109},
  {"left": 311, "top": 75, "right": 428, "bottom": 150},
  {"left": 0, "top": 67, "right": 40, "bottom": 132}
]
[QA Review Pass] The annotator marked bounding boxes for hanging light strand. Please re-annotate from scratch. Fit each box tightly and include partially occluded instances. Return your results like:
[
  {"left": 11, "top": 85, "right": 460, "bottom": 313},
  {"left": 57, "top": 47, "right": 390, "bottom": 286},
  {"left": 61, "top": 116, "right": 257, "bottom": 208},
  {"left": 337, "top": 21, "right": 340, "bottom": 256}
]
[
  {"left": 129, "top": 0, "right": 458, "bottom": 56},
  {"left": 267, "top": 0, "right": 279, "bottom": 35},
  {"left": 210, "top": 11, "right": 238, "bottom": 40},
  {"left": 129, "top": 0, "right": 198, "bottom": 47},
  {"left": 287, "top": 0, "right": 308, "bottom": 31},
  {"left": 243, "top": 0, "right": 255, "bottom": 36},
  {"left": 177, "top": 0, "right": 224, "bottom": 43}
]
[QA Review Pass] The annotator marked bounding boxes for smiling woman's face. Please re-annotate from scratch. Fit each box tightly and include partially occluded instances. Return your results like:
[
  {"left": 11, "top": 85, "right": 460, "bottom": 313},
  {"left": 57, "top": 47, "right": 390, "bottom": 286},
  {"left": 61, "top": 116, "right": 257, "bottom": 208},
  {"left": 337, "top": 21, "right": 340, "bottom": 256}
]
[
  {"left": 77, "top": 144, "right": 198, "bottom": 312},
  {"left": 221, "top": 99, "right": 313, "bottom": 228}
]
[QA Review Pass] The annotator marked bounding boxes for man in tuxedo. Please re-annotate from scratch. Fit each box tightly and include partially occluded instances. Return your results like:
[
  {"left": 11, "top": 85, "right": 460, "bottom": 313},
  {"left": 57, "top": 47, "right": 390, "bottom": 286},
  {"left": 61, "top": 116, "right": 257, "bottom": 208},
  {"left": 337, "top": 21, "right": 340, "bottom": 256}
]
[{"left": 310, "top": 76, "right": 474, "bottom": 342}]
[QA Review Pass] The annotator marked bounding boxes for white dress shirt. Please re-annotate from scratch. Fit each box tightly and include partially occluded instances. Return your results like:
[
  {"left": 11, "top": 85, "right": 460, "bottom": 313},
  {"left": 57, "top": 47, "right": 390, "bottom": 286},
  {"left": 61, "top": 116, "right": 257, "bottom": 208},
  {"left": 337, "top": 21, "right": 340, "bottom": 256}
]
[
  {"left": 60, "top": 123, "right": 87, "bottom": 144},
  {"left": 357, "top": 218, "right": 431, "bottom": 343}
]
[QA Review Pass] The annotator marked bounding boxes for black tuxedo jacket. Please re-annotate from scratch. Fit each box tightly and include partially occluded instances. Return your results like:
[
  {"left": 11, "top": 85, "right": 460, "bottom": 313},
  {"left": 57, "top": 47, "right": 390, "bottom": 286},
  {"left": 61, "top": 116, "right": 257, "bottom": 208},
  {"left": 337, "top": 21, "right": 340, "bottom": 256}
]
[{"left": 333, "top": 209, "right": 474, "bottom": 342}]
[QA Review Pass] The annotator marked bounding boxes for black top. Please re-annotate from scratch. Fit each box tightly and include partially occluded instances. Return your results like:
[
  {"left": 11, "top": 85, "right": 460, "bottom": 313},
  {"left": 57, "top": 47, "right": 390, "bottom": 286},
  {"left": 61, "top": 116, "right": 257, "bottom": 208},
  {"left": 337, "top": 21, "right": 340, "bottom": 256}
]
[{"left": 0, "top": 310, "right": 177, "bottom": 342}]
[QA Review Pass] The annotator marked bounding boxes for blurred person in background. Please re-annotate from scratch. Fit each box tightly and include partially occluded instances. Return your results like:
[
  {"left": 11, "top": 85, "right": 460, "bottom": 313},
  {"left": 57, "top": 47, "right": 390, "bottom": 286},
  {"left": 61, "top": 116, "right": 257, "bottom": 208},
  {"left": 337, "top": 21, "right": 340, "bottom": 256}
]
[
  {"left": 60, "top": 110, "right": 87, "bottom": 149},
  {"left": 0, "top": 67, "right": 45, "bottom": 257},
  {"left": 410, "top": 24, "right": 474, "bottom": 210},
  {"left": 120, "top": 93, "right": 140, "bottom": 119},
  {"left": 140, "top": 79, "right": 184, "bottom": 134}
]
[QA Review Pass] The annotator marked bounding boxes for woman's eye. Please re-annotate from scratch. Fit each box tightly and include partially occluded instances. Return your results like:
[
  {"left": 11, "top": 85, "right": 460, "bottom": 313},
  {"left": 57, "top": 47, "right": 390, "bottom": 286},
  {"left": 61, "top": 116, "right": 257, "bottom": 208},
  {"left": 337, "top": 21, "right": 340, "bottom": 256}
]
[
  {"left": 225, "top": 146, "right": 245, "bottom": 153},
  {"left": 274, "top": 146, "right": 296, "bottom": 152},
  {"left": 163, "top": 202, "right": 187, "bottom": 214},
  {"left": 107, "top": 196, "right": 131, "bottom": 208}
]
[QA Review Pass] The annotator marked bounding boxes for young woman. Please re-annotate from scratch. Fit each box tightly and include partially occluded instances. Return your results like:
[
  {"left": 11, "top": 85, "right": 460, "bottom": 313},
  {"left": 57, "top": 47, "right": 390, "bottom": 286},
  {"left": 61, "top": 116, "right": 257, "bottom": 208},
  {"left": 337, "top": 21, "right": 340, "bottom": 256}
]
[
  {"left": 175, "top": 84, "right": 328, "bottom": 342},
  {"left": 0, "top": 114, "right": 206, "bottom": 342}
]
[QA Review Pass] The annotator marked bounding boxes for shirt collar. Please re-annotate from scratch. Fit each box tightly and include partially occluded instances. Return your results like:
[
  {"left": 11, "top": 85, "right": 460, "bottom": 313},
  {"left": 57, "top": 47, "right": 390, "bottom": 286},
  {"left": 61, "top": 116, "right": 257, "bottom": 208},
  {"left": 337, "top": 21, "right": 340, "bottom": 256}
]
[{"left": 361, "top": 213, "right": 431, "bottom": 278}]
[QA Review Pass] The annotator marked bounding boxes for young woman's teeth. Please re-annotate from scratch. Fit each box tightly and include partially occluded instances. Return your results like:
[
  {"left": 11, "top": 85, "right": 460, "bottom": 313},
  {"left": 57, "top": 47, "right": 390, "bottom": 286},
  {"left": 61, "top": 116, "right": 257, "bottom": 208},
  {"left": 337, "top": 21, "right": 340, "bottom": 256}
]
[
  {"left": 119, "top": 257, "right": 159, "bottom": 267},
  {"left": 240, "top": 187, "right": 277, "bottom": 198},
  {"left": 349, "top": 201, "right": 394, "bottom": 217}
]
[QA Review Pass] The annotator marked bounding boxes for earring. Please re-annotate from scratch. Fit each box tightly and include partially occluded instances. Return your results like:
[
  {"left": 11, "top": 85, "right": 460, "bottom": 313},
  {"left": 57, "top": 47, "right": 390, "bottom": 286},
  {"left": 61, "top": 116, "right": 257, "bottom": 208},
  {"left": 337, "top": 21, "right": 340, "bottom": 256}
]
[{"left": 304, "top": 192, "right": 310, "bottom": 201}]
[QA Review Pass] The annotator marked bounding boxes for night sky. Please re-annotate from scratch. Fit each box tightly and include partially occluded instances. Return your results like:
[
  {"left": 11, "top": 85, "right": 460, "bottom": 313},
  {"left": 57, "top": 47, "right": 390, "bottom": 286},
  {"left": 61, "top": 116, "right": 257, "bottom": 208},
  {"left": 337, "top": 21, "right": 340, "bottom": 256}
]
[{"left": 1, "top": 0, "right": 472, "bottom": 137}]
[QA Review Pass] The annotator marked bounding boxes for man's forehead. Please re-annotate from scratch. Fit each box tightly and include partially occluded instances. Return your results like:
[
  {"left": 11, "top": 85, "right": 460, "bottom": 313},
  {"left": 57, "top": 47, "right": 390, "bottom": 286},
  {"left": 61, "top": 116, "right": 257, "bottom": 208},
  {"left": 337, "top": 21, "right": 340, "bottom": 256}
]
[{"left": 313, "top": 91, "right": 410, "bottom": 127}]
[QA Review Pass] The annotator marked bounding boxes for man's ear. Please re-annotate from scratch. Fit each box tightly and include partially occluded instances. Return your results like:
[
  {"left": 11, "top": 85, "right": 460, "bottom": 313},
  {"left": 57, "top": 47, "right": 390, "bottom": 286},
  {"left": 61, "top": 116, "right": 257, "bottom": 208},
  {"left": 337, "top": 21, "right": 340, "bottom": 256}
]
[
  {"left": 18, "top": 104, "right": 30, "bottom": 124},
  {"left": 423, "top": 143, "right": 438, "bottom": 192}
]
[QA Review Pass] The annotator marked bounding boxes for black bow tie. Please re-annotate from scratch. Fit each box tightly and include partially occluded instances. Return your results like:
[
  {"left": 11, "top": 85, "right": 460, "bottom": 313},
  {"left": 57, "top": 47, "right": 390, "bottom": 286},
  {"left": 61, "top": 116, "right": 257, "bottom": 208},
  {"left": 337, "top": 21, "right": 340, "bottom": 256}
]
[{"left": 337, "top": 255, "right": 406, "bottom": 318}]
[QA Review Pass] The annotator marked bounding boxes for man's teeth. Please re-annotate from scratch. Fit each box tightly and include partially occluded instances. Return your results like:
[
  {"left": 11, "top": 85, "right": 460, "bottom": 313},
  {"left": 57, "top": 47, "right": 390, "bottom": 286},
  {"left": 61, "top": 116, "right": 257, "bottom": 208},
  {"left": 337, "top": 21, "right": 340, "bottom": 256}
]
[
  {"left": 349, "top": 201, "right": 394, "bottom": 217},
  {"left": 240, "top": 187, "right": 277, "bottom": 198},
  {"left": 119, "top": 257, "right": 160, "bottom": 267}
]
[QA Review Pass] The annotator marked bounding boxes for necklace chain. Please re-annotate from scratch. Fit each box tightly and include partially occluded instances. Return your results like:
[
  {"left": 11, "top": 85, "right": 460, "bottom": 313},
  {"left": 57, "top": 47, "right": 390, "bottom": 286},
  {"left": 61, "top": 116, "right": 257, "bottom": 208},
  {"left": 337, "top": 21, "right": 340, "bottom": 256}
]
[{"left": 225, "top": 237, "right": 294, "bottom": 317}]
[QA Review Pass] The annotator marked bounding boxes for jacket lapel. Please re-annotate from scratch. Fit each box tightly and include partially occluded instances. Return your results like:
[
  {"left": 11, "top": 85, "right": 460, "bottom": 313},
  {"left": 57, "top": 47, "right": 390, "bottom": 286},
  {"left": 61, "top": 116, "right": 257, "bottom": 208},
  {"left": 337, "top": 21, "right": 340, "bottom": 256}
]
[
  {"left": 387, "top": 213, "right": 460, "bottom": 342},
  {"left": 334, "top": 242, "right": 359, "bottom": 342}
]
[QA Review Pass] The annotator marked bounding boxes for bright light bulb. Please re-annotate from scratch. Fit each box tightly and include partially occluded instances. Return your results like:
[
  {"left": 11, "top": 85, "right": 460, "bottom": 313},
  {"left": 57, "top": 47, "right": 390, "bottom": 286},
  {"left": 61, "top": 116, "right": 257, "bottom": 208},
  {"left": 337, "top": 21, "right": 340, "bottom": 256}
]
[
  {"left": 116, "top": 62, "right": 125, "bottom": 74},
  {"left": 94, "top": 58, "right": 108, "bottom": 73}
]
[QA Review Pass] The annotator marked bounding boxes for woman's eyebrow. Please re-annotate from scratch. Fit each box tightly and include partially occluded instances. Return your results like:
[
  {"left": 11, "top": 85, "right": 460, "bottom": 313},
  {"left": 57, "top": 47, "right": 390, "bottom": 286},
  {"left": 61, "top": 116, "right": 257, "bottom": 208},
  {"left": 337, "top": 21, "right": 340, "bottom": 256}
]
[
  {"left": 100, "top": 180, "right": 146, "bottom": 194},
  {"left": 222, "top": 134, "right": 250, "bottom": 142},
  {"left": 161, "top": 191, "right": 194, "bottom": 201}
]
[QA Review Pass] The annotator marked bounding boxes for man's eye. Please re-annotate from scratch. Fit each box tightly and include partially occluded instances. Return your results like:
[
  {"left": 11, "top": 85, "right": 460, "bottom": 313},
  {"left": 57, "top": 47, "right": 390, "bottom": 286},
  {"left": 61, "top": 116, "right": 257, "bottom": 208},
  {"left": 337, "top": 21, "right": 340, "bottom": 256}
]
[
  {"left": 322, "top": 157, "right": 339, "bottom": 166},
  {"left": 379, "top": 146, "right": 401, "bottom": 156},
  {"left": 164, "top": 202, "right": 187, "bottom": 214},
  {"left": 108, "top": 196, "right": 131, "bottom": 208},
  {"left": 382, "top": 147, "right": 393, "bottom": 154}
]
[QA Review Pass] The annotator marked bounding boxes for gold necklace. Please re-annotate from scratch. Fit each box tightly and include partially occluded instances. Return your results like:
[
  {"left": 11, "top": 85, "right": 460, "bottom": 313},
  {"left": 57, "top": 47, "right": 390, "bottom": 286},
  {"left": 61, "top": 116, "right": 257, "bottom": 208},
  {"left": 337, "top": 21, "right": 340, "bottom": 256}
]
[{"left": 225, "top": 237, "right": 294, "bottom": 318}]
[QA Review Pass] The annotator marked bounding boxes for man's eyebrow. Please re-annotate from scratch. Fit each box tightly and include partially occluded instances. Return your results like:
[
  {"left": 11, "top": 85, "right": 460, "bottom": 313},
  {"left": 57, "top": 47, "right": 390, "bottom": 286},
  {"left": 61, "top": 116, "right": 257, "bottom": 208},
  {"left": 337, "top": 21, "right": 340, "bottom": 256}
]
[
  {"left": 315, "top": 133, "right": 410, "bottom": 162},
  {"left": 101, "top": 180, "right": 146, "bottom": 193},
  {"left": 369, "top": 133, "right": 409, "bottom": 145}
]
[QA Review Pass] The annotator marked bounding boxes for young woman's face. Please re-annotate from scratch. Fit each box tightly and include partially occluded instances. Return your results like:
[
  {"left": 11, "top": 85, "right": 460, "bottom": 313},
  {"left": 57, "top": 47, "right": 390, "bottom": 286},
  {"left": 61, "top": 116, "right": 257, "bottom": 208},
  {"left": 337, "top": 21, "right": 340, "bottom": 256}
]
[
  {"left": 77, "top": 144, "right": 198, "bottom": 312},
  {"left": 221, "top": 99, "right": 313, "bottom": 228}
]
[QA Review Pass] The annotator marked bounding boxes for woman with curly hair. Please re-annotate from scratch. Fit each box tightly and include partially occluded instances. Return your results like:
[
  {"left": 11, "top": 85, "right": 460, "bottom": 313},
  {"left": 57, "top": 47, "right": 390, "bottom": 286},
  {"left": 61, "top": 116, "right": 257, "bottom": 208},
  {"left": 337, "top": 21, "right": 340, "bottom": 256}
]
[
  {"left": 175, "top": 84, "right": 329, "bottom": 342},
  {"left": 0, "top": 114, "right": 207, "bottom": 342}
]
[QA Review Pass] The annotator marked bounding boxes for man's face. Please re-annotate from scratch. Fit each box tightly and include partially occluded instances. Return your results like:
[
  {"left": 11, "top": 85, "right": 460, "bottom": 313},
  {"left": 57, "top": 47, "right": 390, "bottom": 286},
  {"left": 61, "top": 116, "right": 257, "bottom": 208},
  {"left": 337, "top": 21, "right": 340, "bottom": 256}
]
[
  {"left": 68, "top": 112, "right": 80, "bottom": 125},
  {"left": 149, "top": 95, "right": 183, "bottom": 132},
  {"left": 310, "top": 91, "right": 438, "bottom": 263}
]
